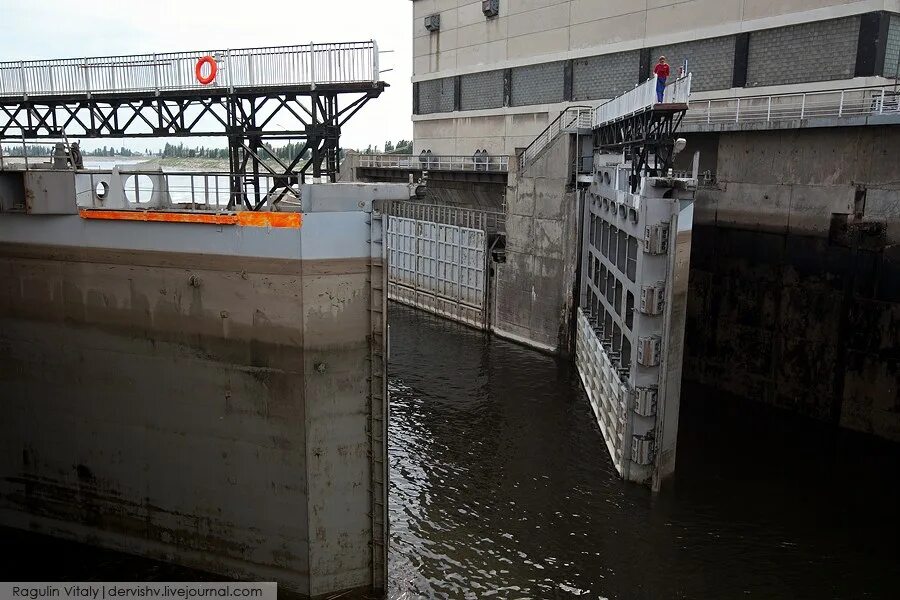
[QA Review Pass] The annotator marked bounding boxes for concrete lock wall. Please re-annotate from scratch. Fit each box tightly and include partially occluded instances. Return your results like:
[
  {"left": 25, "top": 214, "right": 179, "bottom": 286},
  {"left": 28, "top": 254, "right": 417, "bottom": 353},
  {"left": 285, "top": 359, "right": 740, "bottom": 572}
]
[
  {"left": 493, "top": 130, "right": 580, "bottom": 353},
  {"left": 679, "top": 127, "right": 900, "bottom": 441},
  {"left": 0, "top": 184, "right": 394, "bottom": 597}
]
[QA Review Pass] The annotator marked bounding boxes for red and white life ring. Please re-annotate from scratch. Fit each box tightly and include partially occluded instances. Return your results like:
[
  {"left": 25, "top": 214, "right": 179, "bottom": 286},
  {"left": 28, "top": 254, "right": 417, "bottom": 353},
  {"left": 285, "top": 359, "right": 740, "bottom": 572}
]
[{"left": 195, "top": 55, "right": 218, "bottom": 85}]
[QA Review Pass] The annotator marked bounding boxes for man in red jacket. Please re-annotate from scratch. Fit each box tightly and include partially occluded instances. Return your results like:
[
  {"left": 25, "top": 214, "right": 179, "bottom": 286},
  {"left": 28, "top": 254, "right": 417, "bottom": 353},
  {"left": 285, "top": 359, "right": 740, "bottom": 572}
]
[{"left": 653, "top": 56, "right": 670, "bottom": 103}]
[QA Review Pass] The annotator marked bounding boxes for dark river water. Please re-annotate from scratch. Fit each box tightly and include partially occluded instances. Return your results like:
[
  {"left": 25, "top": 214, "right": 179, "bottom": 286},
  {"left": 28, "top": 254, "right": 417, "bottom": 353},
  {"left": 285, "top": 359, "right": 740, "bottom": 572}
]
[
  {"left": 2, "top": 304, "right": 898, "bottom": 598},
  {"left": 386, "top": 305, "right": 899, "bottom": 600}
]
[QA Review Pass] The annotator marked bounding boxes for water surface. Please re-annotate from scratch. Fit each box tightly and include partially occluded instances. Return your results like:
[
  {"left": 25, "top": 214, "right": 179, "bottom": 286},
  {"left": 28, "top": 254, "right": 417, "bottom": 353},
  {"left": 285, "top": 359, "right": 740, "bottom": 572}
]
[{"left": 387, "top": 304, "right": 899, "bottom": 599}]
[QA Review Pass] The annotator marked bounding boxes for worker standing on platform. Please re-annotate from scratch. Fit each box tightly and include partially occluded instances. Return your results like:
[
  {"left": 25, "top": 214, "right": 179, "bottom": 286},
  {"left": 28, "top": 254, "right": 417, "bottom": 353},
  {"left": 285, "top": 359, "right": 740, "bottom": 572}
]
[{"left": 653, "top": 56, "right": 670, "bottom": 103}]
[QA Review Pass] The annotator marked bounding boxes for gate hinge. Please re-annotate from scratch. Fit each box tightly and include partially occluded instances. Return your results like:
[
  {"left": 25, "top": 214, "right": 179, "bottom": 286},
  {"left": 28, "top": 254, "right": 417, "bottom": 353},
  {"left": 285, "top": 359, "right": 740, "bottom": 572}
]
[
  {"left": 634, "top": 386, "right": 658, "bottom": 417},
  {"left": 643, "top": 223, "right": 670, "bottom": 255},
  {"left": 631, "top": 433, "right": 655, "bottom": 465},
  {"left": 639, "top": 282, "right": 666, "bottom": 315},
  {"left": 636, "top": 335, "right": 662, "bottom": 367}
]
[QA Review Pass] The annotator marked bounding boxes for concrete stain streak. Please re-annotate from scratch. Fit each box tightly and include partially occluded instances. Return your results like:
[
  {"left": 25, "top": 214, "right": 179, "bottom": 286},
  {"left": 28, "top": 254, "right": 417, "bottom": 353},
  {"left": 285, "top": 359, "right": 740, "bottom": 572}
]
[{"left": 0, "top": 214, "right": 380, "bottom": 598}]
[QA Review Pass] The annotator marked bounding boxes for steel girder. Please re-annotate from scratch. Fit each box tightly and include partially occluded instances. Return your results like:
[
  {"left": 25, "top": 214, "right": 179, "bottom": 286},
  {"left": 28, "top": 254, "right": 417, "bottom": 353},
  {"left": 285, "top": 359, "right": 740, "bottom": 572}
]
[
  {"left": 0, "top": 83, "right": 385, "bottom": 210},
  {"left": 593, "top": 107, "right": 686, "bottom": 192}
]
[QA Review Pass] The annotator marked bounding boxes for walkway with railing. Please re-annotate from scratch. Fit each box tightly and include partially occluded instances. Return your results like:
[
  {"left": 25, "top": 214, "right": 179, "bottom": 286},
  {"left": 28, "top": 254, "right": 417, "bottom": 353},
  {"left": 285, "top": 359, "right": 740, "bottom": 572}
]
[
  {"left": 518, "top": 106, "right": 592, "bottom": 171},
  {"left": 593, "top": 74, "right": 692, "bottom": 128},
  {"left": 0, "top": 41, "right": 380, "bottom": 98},
  {"left": 682, "top": 84, "right": 900, "bottom": 129},
  {"left": 382, "top": 200, "right": 505, "bottom": 234},
  {"left": 359, "top": 153, "right": 508, "bottom": 173}
]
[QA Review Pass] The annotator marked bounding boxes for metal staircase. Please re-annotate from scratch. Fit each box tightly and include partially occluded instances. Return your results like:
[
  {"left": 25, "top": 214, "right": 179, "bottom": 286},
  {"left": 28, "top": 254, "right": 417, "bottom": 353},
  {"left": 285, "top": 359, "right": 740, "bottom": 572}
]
[{"left": 518, "top": 106, "right": 593, "bottom": 172}]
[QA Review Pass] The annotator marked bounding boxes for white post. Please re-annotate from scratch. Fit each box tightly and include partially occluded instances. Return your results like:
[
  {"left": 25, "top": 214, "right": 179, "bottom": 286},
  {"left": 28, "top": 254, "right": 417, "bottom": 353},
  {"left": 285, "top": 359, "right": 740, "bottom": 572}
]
[
  {"left": 838, "top": 90, "right": 844, "bottom": 117},
  {"left": 735, "top": 98, "right": 740, "bottom": 123},
  {"left": 310, "top": 42, "right": 316, "bottom": 90},
  {"left": 83, "top": 58, "right": 90, "bottom": 94},
  {"left": 226, "top": 50, "right": 233, "bottom": 92},
  {"left": 800, "top": 94, "right": 805, "bottom": 119},
  {"left": 372, "top": 40, "right": 380, "bottom": 85},
  {"left": 767, "top": 96, "right": 771, "bottom": 122},
  {"left": 19, "top": 61, "right": 26, "bottom": 98},
  {"left": 152, "top": 53, "right": 159, "bottom": 94},
  {"left": 707, "top": 100, "right": 711, "bottom": 124},
  {"left": 879, "top": 88, "right": 885, "bottom": 114}
]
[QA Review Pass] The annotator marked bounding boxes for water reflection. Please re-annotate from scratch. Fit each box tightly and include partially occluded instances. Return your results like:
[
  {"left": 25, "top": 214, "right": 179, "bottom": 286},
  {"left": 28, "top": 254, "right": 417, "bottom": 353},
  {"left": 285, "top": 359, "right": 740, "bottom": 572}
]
[{"left": 387, "top": 303, "right": 899, "bottom": 599}]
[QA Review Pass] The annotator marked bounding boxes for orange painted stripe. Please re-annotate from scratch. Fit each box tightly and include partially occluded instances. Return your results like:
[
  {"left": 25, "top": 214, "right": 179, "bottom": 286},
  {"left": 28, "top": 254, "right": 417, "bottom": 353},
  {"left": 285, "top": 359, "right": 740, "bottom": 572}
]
[
  {"left": 79, "top": 209, "right": 239, "bottom": 225},
  {"left": 237, "top": 211, "right": 302, "bottom": 228},
  {"left": 79, "top": 209, "right": 302, "bottom": 228}
]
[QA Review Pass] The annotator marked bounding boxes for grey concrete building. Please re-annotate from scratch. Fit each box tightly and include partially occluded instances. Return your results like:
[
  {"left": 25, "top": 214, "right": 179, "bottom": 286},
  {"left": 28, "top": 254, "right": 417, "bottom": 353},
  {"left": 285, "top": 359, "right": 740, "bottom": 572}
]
[{"left": 411, "top": 0, "right": 900, "bottom": 155}]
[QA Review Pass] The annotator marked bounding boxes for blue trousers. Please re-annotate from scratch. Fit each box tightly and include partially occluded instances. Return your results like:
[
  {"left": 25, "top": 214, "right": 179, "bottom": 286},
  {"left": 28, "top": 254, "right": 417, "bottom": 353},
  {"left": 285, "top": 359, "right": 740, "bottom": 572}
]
[{"left": 656, "top": 76, "right": 667, "bottom": 103}]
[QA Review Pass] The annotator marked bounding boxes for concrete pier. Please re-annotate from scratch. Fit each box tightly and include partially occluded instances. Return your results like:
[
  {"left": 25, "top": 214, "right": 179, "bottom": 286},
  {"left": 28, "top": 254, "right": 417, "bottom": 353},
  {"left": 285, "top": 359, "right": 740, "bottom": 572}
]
[{"left": 0, "top": 183, "right": 398, "bottom": 597}]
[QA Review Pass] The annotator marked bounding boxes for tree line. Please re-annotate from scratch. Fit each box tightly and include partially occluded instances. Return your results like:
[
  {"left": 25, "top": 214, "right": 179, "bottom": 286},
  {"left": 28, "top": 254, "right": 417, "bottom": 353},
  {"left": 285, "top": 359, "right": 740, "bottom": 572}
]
[
  {"left": 1, "top": 139, "right": 414, "bottom": 158},
  {"left": 1, "top": 144, "right": 138, "bottom": 157},
  {"left": 362, "top": 140, "right": 412, "bottom": 155}
]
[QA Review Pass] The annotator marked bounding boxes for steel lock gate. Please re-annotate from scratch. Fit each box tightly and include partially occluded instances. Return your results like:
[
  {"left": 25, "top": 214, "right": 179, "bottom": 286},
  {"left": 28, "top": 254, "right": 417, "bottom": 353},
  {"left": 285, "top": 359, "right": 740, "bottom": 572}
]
[
  {"left": 386, "top": 214, "right": 488, "bottom": 329},
  {"left": 575, "top": 161, "right": 694, "bottom": 489}
]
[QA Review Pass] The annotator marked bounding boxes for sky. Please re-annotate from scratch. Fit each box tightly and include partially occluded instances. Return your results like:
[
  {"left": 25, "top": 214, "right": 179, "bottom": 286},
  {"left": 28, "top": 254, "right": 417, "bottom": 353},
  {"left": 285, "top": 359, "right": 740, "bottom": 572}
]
[{"left": 0, "top": 0, "right": 413, "bottom": 152}]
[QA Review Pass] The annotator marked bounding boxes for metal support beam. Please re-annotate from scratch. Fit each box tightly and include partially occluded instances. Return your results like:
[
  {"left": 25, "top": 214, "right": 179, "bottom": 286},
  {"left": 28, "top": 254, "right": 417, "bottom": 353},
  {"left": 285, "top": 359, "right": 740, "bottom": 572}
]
[
  {"left": 593, "top": 107, "right": 686, "bottom": 192},
  {"left": 0, "top": 83, "right": 386, "bottom": 209}
]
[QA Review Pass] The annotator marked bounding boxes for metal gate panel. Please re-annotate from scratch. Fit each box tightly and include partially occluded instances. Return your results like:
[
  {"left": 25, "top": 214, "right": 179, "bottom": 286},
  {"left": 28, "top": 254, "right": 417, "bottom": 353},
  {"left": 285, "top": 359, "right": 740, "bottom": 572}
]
[
  {"left": 575, "top": 159, "right": 694, "bottom": 489},
  {"left": 386, "top": 215, "right": 488, "bottom": 329},
  {"left": 575, "top": 308, "right": 628, "bottom": 472}
]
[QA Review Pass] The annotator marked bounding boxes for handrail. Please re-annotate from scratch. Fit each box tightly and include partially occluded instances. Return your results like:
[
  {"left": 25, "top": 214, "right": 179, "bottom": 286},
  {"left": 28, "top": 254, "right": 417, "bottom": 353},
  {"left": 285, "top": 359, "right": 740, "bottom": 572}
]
[
  {"left": 519, "top": 105, "right": 592, "bottom": 171},
  {"left": 383, "top": 200, "right": 505, "bottom": 234},
  {"left": 692, "top": 82, "right": 899, "bottom": 102},
  {"left": 0, "top": 41, "right": 380, "bottom": 98},
  {"left": 359, "top": 153, "right": 509, "bottom": 173},
  {"left": 683, "top": 83, "right": 900, "bottom": 126},
  {"left": 593, "top": 73, "right": 692, "bottom": 128}
]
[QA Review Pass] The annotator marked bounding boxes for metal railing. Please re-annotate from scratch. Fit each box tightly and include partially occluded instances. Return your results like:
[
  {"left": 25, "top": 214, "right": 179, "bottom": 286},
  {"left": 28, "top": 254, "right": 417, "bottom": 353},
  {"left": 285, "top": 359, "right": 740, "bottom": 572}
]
[
  {"left": 383, "top": 200, "right": 505, "bottom": 234},
  {"left": 683, "top": 84, "right": 900, "bottom": 126},
  {"left": 670, "top": 169, "right": 717, "bottom": 187},
  {"left": 0, "top": 41, "right": 379, "bottom": 98},
  {"left": 593, "top": 73, "right": 692, "bottom": 128},
  {"left": 359, "top": 153, "right": 509, "bottom": 172},
  {"left": 0, "top": 137, "right": 77, "bottom": 171},
  {"left": 73, "top": 169, "right": 295, "bottom": 210},
  {"left": 519, "top": 106, "right": 593, "bottom": 171}
]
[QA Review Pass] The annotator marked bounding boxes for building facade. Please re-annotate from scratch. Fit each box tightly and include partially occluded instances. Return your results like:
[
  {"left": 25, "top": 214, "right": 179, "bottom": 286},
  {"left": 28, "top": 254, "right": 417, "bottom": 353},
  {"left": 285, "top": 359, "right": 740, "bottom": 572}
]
[{"left": 411, "top": 0, "right": 900, "bottom": 155}]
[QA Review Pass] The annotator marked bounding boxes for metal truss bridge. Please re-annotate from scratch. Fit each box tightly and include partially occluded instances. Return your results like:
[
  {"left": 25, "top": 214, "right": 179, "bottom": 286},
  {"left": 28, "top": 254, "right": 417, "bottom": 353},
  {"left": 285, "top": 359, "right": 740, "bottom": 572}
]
[{"left": 0, "top": 42, "right": 386, "bottom": 210}]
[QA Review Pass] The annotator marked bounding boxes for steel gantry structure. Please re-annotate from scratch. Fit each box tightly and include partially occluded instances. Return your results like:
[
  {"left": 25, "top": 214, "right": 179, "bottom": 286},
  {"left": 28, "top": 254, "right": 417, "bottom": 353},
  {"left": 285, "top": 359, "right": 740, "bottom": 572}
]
[
  {"left": 592, "top": 74, "right": 691, "bottom": 193},
  {"left": 0, "top": 42, "right": 386, "bottom": 210}
]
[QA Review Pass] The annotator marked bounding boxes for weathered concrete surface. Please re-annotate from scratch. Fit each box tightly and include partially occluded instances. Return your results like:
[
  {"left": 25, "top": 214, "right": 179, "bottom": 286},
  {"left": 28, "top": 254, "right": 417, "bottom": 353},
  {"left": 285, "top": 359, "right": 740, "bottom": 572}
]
[
  {"left": 353, "top": 172, "right": 507, "bottom": 213},
  {"left": 337, "top": 151, "right": 361, "bottom": 182},
  {"left": 417, "top": 181, "right": 505, "bottom": 212},
  {"left": 679, "top": 128, "right": 900, "bottom": 441},
  {"left": 493, "top": 133, "right": 579, "bottom": 353},
  {"left": 0, "top": 194, "right": 389, "bottom": 597}
]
